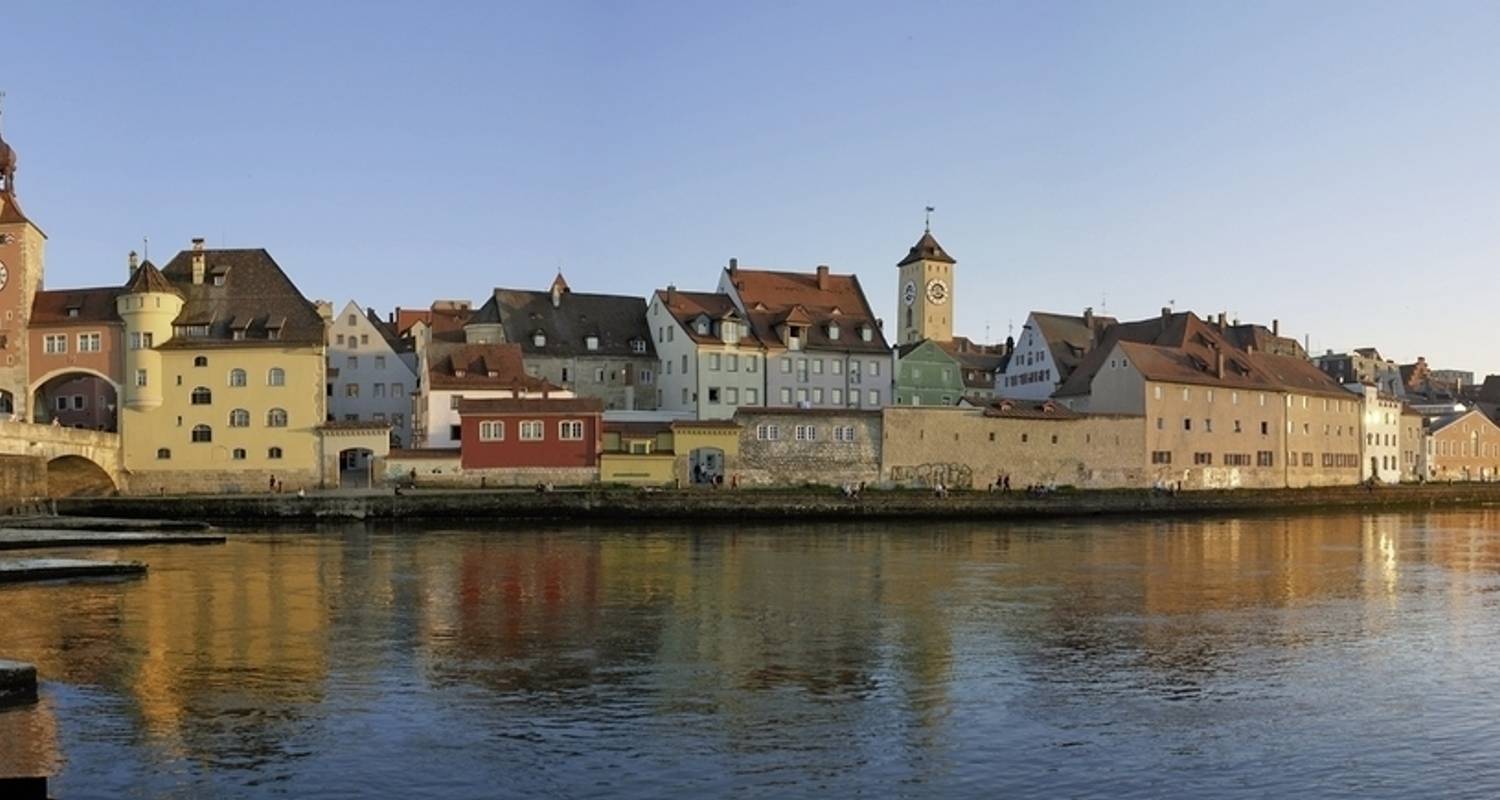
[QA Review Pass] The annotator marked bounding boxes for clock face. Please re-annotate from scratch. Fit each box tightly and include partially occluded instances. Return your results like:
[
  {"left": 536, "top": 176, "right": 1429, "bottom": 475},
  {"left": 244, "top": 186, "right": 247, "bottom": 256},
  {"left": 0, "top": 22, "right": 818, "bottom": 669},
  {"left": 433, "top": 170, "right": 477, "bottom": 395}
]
[
  {"left": 903, "top": 280, "right": 917, "bottom": 306},
  {"left": 0, "top": 261, "right": 7, "bottom": 292},
  {"left": 926, "top": 279, "right": 948, "bottom": 304}
]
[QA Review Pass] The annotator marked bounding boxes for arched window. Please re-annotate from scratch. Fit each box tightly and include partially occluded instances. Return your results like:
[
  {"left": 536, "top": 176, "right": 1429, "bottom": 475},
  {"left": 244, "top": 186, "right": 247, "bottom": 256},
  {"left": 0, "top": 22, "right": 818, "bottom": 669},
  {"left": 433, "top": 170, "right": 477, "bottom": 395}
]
[
  {"left": 232, "top": 448, "right": 247, "bottom": 460},
  {"left": 0, "top": 390, "right": 13, "bottom": 415},
  {"left": 156, "top": 448, "right": 171, "bottom": 459},
  {"left": 193, "top": 355, "right": 208, "bottom": 367},
  {"left": 228, "top": 368, "right": 247, "bottom": 387},
  {"left": 191, "top": 424, "right": 212, "bottom": 443},
  {"left": 266, "top": 408, "right": 288, "bottom": 427},
  {"left": 268, "top": 446, "right": 283, "bottom": 459},
  {"left": 267, "top": 367, "right": 285, "bottom": 387},
  {"left": 229, "top": 408, "right": 250, "bottom": 427},
  {"left": 190, "top": 386, "right": 212, "bottom": 405}
]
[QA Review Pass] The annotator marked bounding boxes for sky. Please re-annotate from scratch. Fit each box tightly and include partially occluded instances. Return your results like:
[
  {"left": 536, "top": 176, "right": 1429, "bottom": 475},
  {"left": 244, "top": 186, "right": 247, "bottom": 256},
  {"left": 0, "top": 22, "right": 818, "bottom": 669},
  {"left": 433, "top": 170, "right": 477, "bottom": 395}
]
[{"left": 4, "top": 1, "right": 1499, "bottom": 374}]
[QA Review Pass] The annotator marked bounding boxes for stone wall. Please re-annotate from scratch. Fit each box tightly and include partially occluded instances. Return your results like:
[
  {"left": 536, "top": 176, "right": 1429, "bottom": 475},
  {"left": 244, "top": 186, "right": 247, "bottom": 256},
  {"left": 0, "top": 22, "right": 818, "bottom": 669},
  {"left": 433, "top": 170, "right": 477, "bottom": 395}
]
[
  {"left": 734, "top": 409, "right": 881, "bottom": 487},
  {"left": 124, "top": 467, "right": 321, "bottom": 496},
  {"left": 383, "top": 451, "right": 595, "bottom": 488},
  {"left": 0, "top": 454, "right": 47, "bottom": 507},
  {"left": 881, "top": 407, "right": 1147, "bottom": 489}
]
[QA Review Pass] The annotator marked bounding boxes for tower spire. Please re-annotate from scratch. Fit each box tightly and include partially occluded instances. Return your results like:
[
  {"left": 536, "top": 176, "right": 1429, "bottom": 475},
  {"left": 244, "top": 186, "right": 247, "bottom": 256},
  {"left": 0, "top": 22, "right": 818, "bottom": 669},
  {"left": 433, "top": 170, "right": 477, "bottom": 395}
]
[
  {"left": 924, "top": 205, "right": 934, "bottom": 233},
  {"left": 0, "top": 90, "right": 15, "bottom": 196}
]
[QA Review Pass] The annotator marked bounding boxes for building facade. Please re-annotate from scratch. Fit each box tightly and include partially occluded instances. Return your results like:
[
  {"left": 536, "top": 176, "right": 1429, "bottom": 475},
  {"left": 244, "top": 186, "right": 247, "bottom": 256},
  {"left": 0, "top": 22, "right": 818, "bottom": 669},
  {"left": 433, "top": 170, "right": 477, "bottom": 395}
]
[
  {"left": 734, "top": 408, "right": 881, "bottom": 487},
  {"left": 997, "top": 309, "right": 1115, "bottom": 401},
  {"left": 720, "top": 263, "right": 892, "bottom": 411},
  {"left": 418, "top": 342, "right": 569, "bottom": 448},
  {"left": 895, "top": 228, "right": 955, "bottom": 346},
  {"left": 1427, "top": 409, "right": 1500, "bottom": 481},
  {"left": 1347, "top": 383, "right": 1401, "bottom": 483},
  {"left": 648, "top": 286, "right": 767, "bottom": 419},
  {"left": 27, "top": 284, "right": 124, "bottom": 428},
  {"left": 894, "top": 339, "right": 967, "bottom": 406},
  {"left": 117, "top": 243, "right": 331, "bottom": 494},
  {"left": 458, "top": 397, "right": 603, "bottom": 483},
  {"left": 464, "top": 274, "right": 657, "bottom": 411},
  {"left": 326, "top": 300, "right": 418, "bottom": 445}
]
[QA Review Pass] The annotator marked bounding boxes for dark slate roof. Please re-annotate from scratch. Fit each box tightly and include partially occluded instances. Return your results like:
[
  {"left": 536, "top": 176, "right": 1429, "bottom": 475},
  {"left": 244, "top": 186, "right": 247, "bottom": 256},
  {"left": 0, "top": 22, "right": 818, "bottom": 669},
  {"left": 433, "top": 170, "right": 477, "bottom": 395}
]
[
  {"left": 1029, "top": 311, "right": 1118, "bottom": 381},
  {"left": 123, "top": 261, "right": 178, "bottom": 296},
  {"left": 31, "top": 286, "right": 123, "bottom": 325},
  {"left": 897, "top": 231, "right": 955, "bottom": 266},
  {"left": 469, "top": 281, "right": 657, "bottom": 359},
  {"left": 153, "top": 248, "right": 326, "bottom": 348},
  {"left": 1224, "top": 323, "right": 1306, "bottom": 358}
]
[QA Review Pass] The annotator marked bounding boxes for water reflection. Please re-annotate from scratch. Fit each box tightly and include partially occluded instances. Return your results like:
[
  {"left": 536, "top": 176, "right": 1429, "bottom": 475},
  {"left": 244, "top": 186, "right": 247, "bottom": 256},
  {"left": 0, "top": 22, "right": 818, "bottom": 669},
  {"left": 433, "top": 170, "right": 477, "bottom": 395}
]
[{"left": 2, "top": 511, "right": 1500, "bottom": 797}]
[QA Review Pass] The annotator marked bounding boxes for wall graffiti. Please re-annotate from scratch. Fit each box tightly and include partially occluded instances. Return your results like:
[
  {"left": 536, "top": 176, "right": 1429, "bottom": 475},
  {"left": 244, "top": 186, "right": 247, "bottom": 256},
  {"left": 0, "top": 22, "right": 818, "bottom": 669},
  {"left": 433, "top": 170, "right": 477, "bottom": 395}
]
[{"left": 889, "top": 463, "right": 973, "bottom": 488}]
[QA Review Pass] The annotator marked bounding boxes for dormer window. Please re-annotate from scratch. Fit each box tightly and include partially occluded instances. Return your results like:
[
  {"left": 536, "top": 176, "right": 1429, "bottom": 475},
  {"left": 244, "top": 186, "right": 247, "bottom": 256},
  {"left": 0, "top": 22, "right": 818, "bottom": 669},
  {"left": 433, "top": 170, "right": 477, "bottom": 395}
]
[
  {"left": 696, "top": 318, "right": 710, "bottom": 336},
  {"left": 721, "top": 321, "right": 738, "bottom": 342},
  {"left": 860, "top": 325, "right": 873, "bottom": 342},
  {"left": 787, "top": 326, "right": 803, "bottom": 351},
  {"left": 828, "top": 322, "right": 840, "bottom": 341},
  {"left": 533, "top": 332, "right": 546, "bottom": 347},
  {"left": 212, "top": 274, "right": 226, "bottom": 287},
  {"left": 66, "top": 307, "right": 80, "bottom": 318},
  {"left": 454, "top": 368, "right": 467, "bottom": 377},
  {"left": 630, "top": 338, "right": 646, "bottom": 354},
  {"left": 585, "top": 335, "right": 599, "bottom": 351}
]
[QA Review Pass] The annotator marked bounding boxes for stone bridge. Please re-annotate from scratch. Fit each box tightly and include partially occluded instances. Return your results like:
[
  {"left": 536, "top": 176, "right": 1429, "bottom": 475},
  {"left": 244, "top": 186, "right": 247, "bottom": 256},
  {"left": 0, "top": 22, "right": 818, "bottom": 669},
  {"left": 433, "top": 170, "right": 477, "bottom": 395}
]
[{"left": 0, "top": 421, "right": 123, "bottom": 497}]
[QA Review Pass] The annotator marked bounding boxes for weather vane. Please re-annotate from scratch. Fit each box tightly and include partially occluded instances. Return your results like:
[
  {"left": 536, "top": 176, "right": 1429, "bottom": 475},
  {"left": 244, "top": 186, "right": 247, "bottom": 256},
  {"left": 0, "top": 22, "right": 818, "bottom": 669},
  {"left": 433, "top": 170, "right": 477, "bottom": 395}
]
[
  {"left": 924, "top": 205, "right": 935, "bottom": 232},
  {"left": 0, "top": 90, "right": 7, "bottom": 134}
]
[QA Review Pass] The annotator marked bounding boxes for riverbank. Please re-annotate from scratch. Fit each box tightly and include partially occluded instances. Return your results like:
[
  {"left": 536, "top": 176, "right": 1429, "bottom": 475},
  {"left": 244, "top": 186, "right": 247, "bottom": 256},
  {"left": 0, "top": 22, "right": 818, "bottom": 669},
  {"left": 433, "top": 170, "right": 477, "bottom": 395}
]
[{"left": 53, "top": 482, "right": 1500, "bottom": 523}]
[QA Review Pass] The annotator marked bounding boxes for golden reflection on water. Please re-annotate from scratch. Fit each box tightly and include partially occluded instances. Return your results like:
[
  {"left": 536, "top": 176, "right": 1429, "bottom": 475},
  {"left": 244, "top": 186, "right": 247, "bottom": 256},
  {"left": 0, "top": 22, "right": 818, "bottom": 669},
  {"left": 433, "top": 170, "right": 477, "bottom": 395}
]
[{"left": 3, "top": 510, "right": 1500, "bottom": 786}]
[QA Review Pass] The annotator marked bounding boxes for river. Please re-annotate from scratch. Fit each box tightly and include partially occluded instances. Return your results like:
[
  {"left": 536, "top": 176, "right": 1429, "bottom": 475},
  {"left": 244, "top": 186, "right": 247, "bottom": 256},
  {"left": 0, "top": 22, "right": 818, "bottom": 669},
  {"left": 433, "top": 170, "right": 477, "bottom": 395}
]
[{"left": 3, "top": 511, "right": 1500, "bottom": 798}]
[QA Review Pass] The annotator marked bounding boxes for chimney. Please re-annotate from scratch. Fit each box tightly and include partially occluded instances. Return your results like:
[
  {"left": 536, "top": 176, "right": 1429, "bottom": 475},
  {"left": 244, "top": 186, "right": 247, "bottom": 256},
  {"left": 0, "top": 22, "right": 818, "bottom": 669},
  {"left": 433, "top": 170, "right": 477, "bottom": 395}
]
[
  {"left": 128, "top": 250, "right": 139, "bottom": 276},
  {"left": 816, "top": 264, "right": 830, "bottom": 291},
  {"left": 1216, "top": 311, "right": 1226, "bottom": 331},
  {"left": 728, "top": 257, "right": 738, "bottom": 275},
  {"left": 1216, "top": 349, "right": 1225, "bottom": 379},
  {"left": 666, "top": 284, "right": 676, "bottom": 305},
  {"left": 551, "top": 283, "right": 563, "bottom": 309},
  {"left": 1161, "top": 306, "right": 1171, "bottom": 324},
  {"left": 191, "top": 238, "right": 206, "bottom": 285},
  {"left": 1272, "top": 319, "right": 1280, "bottom": 336},
  {"left": 1083, "top": 306, "right": 1094, "bottom": 329}
]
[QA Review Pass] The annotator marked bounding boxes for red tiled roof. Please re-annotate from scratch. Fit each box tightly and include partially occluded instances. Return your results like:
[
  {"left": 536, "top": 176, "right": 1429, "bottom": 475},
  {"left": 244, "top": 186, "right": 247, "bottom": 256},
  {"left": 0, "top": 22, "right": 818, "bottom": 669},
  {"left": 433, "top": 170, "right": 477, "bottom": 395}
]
[
  {"left": 427, "top": 342, "right": 559, "bottom": 392},
  {"left": 31, "top": 286, "right": 123, "bottom": 325},
  {"left": 654, "top": 289, "right": 763, "bottom": 347},
  {"left": 396, "top": 305, "right": 471, "bottom": 337},
  {"left": 725, "top": 267, "right": 888, "bottom": 353},
  {"left": 982, "top": 398, "right": 1082, "bottom": 420}
]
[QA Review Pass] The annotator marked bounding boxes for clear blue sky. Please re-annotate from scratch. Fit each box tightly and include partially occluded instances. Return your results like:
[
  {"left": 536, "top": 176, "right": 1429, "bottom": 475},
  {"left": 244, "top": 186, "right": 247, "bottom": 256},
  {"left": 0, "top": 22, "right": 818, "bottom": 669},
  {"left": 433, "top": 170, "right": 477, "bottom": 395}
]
[{"left": 5, "top": 1, "right": 1499, "bottom": 374}]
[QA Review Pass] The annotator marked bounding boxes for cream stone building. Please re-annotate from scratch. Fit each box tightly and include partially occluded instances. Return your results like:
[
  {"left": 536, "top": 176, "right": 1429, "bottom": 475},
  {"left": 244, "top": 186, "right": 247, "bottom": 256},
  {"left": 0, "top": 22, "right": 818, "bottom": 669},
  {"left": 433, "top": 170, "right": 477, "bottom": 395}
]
[
  {"left": 1056, "top": 310, "right": 1361, "bottom": 489},
  {"left": 117, "top": 242, "right": 339, "bottom": 493}
]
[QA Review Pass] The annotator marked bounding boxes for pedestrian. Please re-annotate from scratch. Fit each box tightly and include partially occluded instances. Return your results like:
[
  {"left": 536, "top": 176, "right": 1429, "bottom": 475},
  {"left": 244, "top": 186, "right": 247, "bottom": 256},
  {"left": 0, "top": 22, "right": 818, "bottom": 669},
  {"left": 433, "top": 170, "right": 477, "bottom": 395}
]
[{"left": 269, "top": 475, "right": 276, "bottom": 493}]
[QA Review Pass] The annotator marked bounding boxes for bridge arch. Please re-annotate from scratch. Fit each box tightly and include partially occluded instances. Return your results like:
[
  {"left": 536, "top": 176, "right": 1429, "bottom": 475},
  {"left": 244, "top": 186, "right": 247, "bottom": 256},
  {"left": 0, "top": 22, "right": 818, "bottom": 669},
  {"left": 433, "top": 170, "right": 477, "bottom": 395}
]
[
  {"left": 45, "top": 454, "right": 118, "bottom": 497},
  {"left": 30, "top": 367, "right": 121, "bottom": 430}
]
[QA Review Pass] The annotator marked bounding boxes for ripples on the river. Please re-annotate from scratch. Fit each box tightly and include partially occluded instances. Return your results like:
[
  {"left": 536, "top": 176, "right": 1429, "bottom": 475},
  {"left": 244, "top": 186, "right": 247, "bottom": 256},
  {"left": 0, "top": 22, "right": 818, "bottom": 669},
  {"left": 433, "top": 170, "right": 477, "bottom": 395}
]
[{"left": 5, "top": 513, "right": 1500, "bottom": 798}]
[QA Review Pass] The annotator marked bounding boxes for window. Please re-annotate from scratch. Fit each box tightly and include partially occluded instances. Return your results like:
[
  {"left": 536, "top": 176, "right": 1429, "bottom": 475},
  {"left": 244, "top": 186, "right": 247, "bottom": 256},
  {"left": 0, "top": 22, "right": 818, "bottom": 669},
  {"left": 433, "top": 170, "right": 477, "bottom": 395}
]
[
  {"left": 1224, "top": 453, "right": 1252, "bottom": 466},
  {"left": 559, "top": 420, "right": 585, "bottom": 440},
  {"left": 640, "top": 370, "right": 653, "bottom": 384},
  {"left": 55, "top": 396, "right": 68, "bottom": 411},
  {"left": 229, "top": 408, "right": 250, "bottom": 427},
  {"left": 813, "top": 359, "right": 824, "bottom": 375},
  {"left": 585, "top": 335, "right": 599, "bottom": 351},
  {"left": 1183, "top": 418, "right": 1192, "bottom": 431},
  {"left": 347, "top": 314, "right": 358, "bottom": 327},
  {"left": 43, "top": 334, "right": 66, "bottom": 354},
  {"left": 682, "top": 354, "right": 689, "bottom": 373},
  {"left": 813, "top": 388, "right": 824, "bottom": 404},
  {"left": 77, "top": 332, "right": 101, "bottom": 352},
  {"left": 533, "top": 333, "right": 546, "bottom": 347},
  {"left": 156, "top": 448, "right": 171, "bottom": 460},
  {"left": 682, "top": 387, "right": 690, "bottom": 405},
  {"left": 1261, "top": 421, "right": 1269, "bottom": 435},
  {"left": 795, "top": 424, "right": 818, "bottom": 441},
  {"left": 479, "top": 420, "right": 505, "bottom": 441},
  {"left": 757, "top": 424, "right": 780, "bottom": 441},
  {"left": 194, "top": 356, "right": 208, "bottom": 367},
  {"left": 832, "top": 360, "right": 843, "bottom": 376},
  {"left": 268, "top": 368, "right": 285, "bottom": 386},
  {"left": 1151, "top": 451, "right": 1172, "bottom": 464},
  {"left": 191, "top": 386, "right": 212, "bottom": 405},
  {"left": 746, "top": 388, "right": 759, "bottom": 404},
  {"left": 1257, "top": 451, "right": 1275, "bottom": 466},
  {"left": 268, "top": 447, "right": 283, "bottom": 459},
  {"left": 374, "top": 383, "right": 386, "bottom": 398},
  {"left": 449, "top": 424, "right": 463, "bottom": 441},
  {"left": 869, "top": 361, "right": 881, "bottom": 377},
  {"left": 228, "top": 368, "right": 247, "bottom": 387},
  {"left": 360, "top": 334, "right": 369, "bottom": 345},
  {"left": 135, "top": 369, "right": 148, "bottom": 387},
  {"left": 781, "top": 358, "right": 792, "bottom": 374},
  {"left": 831, "top": 388, "right": 843, "bottom": 405},
  {"left": 708, "top": 387, "right": 721, "bottom": 404},
  {"left": 232, "top": 448, "right": 247, "bottom": 461},
  {"left": 867, "top": 390, "right": 879, "bottom": 406},
  {"left": 520, "top": 420, "right": 544, "bottom": 440},
  {"left": 1204, "top": 419, "right": 1213, "bottom": 433},
  {"left": 747, "top": 357, "right": 758, "bottom": 373},
  {"left": 346, "top": 384, "right": 360, "bottom": 398},
  {"left": 336, "top": 334, "right": 345, "bottom": 345},
  {"left": 347, "top": 356, "right": 358, "bottom": 369},
  {"left": 191, "top": 424, "right": 212, "bottom": 443},
  {"left": 779, "top": 387, "right": 792, "bottom": 404},
  {"left": 1233, "top": 420, "right": 1242, "bottom": 433},
  {"left": 726, "top": 387, "right": 739, "bottom": 404},
  {"left": 631, "top": 339, "right": 647, "bottom": 354},
  {"left": 392, "top": 382, "right": 404, "bottom": 397},
  {"left": 1154, "top": 386, "right": 1163, "bottom": 400},
  {"left": 267, "top": 408, "right": 288, "bottom": 427},
  {"left": 1156, "top": 417, "right": 1164, "bottom": 430},
  {"left": 834, "top": 426, "right": 857, "bottom": 442},
  {"left": 727, "top": 354, "right": 739, "bottom": 372},
  {"left": 375, "top": 356, "right": 386, "bottom": 369}
]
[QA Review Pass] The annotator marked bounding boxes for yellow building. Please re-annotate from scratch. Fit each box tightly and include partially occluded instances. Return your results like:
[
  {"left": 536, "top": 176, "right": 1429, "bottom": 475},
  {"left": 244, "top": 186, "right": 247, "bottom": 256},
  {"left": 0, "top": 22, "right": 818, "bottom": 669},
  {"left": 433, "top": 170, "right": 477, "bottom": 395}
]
[{"left": 117, "top": 241, "right": 338, "bottom": 494}]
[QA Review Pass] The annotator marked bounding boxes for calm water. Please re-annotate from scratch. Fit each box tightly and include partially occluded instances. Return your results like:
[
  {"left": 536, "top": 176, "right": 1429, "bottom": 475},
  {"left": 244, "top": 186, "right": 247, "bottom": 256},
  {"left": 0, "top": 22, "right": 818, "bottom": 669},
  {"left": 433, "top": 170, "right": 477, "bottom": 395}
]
[{"left": 5, "top": 511, "right": 1500, "bottom": 798}]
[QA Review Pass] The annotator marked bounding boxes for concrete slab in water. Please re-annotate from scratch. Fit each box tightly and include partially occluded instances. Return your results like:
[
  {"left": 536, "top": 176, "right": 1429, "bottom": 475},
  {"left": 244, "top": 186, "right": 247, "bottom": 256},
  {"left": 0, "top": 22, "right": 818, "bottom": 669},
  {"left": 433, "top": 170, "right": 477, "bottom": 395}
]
[
  {"left": 0, "top": 659, "right": 38, "bottom": 708},
  {"left": 0, "top": 558, "right": 147, "bottom": 584},
  {"left": 0, "top": 530, "right": 226, "bottom": 551},
  {"left": 2, "top": 515, "right": 210, "bottom": 532}
]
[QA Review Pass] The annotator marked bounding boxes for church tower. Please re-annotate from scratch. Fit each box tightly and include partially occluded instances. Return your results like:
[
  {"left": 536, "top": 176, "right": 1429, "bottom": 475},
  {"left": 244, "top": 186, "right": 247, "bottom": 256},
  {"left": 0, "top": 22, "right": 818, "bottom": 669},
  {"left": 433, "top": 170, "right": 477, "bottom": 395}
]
[
  {"left": 896, "top": 224, "right": 955, "bottom": 345},
  {"left": 0, "top": 112, "right": 48, "bottom": 418}
]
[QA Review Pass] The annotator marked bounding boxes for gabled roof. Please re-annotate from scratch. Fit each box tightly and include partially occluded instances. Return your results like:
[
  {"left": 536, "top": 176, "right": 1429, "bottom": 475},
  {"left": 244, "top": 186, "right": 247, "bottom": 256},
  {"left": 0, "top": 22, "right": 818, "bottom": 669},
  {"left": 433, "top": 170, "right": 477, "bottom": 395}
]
[
  {"left": 395, "top": 304, "right": 472, "bottom": 337},
  {"left": 1224, "top": 323, "right": 1306, "bottom": 358},
  {"left": 468, "top": 286, "right": 656, "bottom": 359},
  {"left": 427, "top": 342, "right": 560, "bottom": 392},
  {"left": 654, "top": 289, "right": 762, "bottom": 347},
  {"left": 31, "top": 286, "right": 124, "bottom": 325},
  {"left": 724, "top": 267, "right": 889, "bottom": 353},
  {"left": 1429, "top": 408, "right": 1500, "bottom": 435},
  {"left": 363, "top": 307, "right": 412, "bottom": 353},
  {"left": 897, "top": 231, "right": 955, "bottom": 266},
  {"left": 154, "top": 248, "right": 326, "bottom": 347},
  {"left": 1027, "top": 311, "right": 1119, "bottom": 380}
]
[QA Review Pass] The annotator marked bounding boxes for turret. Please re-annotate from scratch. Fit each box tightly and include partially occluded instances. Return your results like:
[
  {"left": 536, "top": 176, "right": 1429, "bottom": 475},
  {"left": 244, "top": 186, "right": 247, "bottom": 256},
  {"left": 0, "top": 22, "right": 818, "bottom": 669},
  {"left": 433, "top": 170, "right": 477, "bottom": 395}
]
[{"left": 116, "top": 260, "right": 183, "bottom": 410}]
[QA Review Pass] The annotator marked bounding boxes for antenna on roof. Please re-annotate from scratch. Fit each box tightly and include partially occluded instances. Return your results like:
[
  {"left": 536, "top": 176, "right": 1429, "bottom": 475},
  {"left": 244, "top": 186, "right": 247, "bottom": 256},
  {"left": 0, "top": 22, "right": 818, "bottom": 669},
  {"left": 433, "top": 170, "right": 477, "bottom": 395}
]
[
  {"left": 924, "top": 205, "right": 935, "bottom": 233},
  {"left": 1101, "top": 292, "right": 1107, "bottom": 314},
  {"left": 0, "top": 90, "right": 6, "bottom": 135}
]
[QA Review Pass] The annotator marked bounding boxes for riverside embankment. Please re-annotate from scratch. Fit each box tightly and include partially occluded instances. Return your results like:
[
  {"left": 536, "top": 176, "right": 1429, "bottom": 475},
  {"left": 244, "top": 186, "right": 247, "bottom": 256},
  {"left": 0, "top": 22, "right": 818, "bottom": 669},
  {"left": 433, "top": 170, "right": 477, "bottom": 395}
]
[{"left": 53, "top": 483, "right": 1500, "bottom": 523}]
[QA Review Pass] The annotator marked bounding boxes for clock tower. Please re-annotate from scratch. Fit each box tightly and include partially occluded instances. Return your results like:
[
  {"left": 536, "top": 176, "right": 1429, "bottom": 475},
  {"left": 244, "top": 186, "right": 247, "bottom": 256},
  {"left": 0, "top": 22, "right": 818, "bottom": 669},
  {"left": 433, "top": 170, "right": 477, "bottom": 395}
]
[
  {"left": 0, "top": 119, "right": 47, "bottom": 419},
  {"left": 896, "top": 226, "right": 954, "bottom": 345}
]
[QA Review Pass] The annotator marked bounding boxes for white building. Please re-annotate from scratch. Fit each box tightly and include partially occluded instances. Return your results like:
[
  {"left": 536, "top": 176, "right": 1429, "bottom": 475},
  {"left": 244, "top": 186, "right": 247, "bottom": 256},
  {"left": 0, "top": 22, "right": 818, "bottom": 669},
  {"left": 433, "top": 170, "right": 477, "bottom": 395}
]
[
  {"left": 417, "top": 341, "right": 572, "bottom": 448},
  {"left": 1348, "top": 383, "right": 1401, "bottom": 483},
  {"left": 326, "top": 300, "right": 420, "bottom": 445},
  {"left": 648, "top": 287, "right": 768, "bottom": 420},
  {"left": 997, "top": 310, "right": 1115, "bottom": 400}
]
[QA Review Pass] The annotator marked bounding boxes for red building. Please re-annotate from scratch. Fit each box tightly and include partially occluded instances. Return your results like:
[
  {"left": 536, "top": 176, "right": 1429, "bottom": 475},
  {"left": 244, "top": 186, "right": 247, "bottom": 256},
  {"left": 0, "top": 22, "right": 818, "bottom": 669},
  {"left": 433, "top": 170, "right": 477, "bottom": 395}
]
[{"left": 458, "top": 397, "right": 604, "bottom": 470}]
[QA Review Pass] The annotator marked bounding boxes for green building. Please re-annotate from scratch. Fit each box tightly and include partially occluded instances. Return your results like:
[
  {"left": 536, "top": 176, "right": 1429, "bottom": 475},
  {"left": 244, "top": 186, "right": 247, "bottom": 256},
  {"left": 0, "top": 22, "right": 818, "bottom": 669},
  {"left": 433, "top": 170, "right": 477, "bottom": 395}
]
[{"left": 894, "top": 337, "right": 1007, "bottom": 406}]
